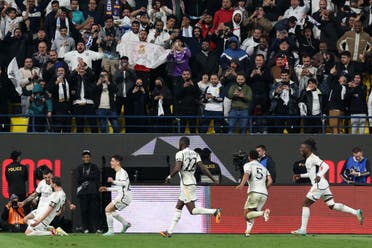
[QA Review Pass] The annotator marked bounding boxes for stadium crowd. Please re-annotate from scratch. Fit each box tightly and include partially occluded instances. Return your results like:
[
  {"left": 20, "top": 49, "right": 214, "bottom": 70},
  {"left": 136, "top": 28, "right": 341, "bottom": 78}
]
[{"left": 1, "top": 0, "right": 372, "bottom": 134}]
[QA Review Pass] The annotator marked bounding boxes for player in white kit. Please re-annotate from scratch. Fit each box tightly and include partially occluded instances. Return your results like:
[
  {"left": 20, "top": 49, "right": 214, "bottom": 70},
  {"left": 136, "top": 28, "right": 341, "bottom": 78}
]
[
  {"left": 99, "top": 155, "right": 132, "bottom": 236},
  {"left": 25, "top": 177, "right": 66, "bottom": 236},
  {"left": 20, "top": 169, "right": 54, "bottom": 224},
  {"left": 160, "top": 136, "right": 222, "bottom": 238},
  {"left": 291, "top": 139, "right": 364, "bottom": 235},
  {"left": 236, "top": 150, "right": 272, "bottom": 237}
]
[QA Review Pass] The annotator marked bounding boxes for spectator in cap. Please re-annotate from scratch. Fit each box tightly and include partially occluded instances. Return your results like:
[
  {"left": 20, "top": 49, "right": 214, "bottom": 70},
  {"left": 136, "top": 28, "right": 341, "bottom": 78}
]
[
  {"left": 5, "top": 151, "right": 28, "bottom": 202},
  {"left": 75, "top": 150, "right": 101, "bottom": 233}
]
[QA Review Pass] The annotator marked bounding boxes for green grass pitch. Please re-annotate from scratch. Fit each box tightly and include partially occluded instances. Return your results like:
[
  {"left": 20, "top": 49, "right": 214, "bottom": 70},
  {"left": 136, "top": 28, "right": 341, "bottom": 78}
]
[{"left": 1, "top": 233, "right": 371, "bottom": 248}]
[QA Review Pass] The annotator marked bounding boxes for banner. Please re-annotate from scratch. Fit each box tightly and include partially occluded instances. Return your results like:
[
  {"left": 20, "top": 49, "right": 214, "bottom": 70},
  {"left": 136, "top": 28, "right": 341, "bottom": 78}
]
[
  {"left": 116, "top": 41, "right": 170, "bottom": 69},
  {"left": 7, "top": 57, "right": 22, "bottom": 95}
]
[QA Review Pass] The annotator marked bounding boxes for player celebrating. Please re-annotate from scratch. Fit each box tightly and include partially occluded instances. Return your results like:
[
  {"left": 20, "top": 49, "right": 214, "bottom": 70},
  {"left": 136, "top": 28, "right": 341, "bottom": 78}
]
[
  {"left": 25, "top": 177, "right": 66, "bottom": 236},
  {"left": 291, "top": 139, "right": 364, "bottom": 235},
  {"left": 160, "top": 136, "right": 222, "bottom": 238},
  {"left": 99, "top": 155, "right": 132, "bottom": 236},
  {"left": 236, "top": 150, "right": 272, "bottom": 237}
]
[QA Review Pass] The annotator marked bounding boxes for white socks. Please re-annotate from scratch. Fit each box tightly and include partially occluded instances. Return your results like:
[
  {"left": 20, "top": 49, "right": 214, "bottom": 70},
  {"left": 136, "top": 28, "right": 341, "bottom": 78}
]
[
  {"left": 106, "top": 212, "right": 114, "bottom": 232},
  {"left": 333, "top": 203, "right": 357, "bottom": 215},
  {"left": 246, "top": 220, "right": 254, "bottom": 234},
  {"left": 112, "top": 212, "right": 129, "bottom": 226},
  {"left": 191, "top": 208, "right": 216, "bottom": 215},
  {"left": 168, "top": 209, "right": 182, "bottom": 234},
  {"left": 246, "top": 211, "right": 263, "bottom": 220},
  {"left": 300, "top": 207, "right": 310, "bottom": 231}
]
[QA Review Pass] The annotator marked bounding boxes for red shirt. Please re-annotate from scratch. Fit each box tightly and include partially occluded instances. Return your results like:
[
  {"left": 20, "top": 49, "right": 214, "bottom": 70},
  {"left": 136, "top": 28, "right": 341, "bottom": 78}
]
[{"left": 211, "top": 8, "right": 234, "bottom": 33}]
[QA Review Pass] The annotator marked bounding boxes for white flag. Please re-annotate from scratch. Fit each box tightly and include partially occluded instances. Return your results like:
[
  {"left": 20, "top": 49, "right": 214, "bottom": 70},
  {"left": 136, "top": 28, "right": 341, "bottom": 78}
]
[
  {"left": 117, "top": 41, "right": 170, "bottom": 69},
  {"left": 7, "top": 57, "right": 22, "bottom": 95}
]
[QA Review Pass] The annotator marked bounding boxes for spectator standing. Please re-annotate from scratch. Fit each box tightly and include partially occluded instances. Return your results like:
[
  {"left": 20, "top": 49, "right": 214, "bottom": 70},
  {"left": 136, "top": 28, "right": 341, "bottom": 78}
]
[
  {"left": 113, "top": 56, "right": 136, "bottom": 117},
  {"left": 149, "top": 77, "right": 173, "bottom": 133},
  {"left": 327, "top": 75, "right": 348, "bottom": 134},
  {"left": 337, "top": 20, "right": 372, "bottom": 62},
  {"left": 200, "top": 74, "right": 224, "bottom": 134},
  {"left": 95, "top": 70, "right": 119, "bottom": 133},
  {"left": 345, "top": 73, "right": 368, "bottom": 135},
  {"left": 227, "top": 73, "right": 252, "bottom": 134},
  {"left": 175, "top": 70, "right": 200, "bottom": 133},
  {"left": 127, "top": 78, "right": 148, "bottom": 133},
  {"left": 76, "top": 150, "right": 101, "bottom": 233},
  {"left": 298, "top": 78, "right": 324, "bottom": 133},
  {"left": 49, "top": 66, "right": 72, "bottom": 133},
  {"left": 70, "top": 63, "right": 98, "bottom": 133},
  {"left": 211, "top": 0, "right": 234, "bottom": 33},
  {"left": 98, "top": 16, "right": 122, "bottom": 77},
  {"left": 19, "top": 58, "right": 41, "bottom": 115},
  {"left": 269, "top": 69, "right": 299, "bottom": 133}
]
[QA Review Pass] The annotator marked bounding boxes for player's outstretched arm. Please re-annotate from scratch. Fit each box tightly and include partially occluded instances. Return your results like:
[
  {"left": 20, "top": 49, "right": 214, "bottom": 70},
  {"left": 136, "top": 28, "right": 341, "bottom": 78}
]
[
  {"left": 236, "top": 173, "right": 249, "bottom": 190},
  {"left": 19, "top": 192, "right": 38, "bottom": 207},
  {"left": 197, "top": 162, "right": 219, "bottom": 184},
  {"left": 165, "top": 161, "right": 182, "bottom": 183}
]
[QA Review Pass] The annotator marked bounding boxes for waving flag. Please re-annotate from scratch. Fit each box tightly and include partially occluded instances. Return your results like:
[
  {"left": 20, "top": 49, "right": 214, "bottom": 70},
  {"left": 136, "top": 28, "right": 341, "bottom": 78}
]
[
  {"left": 117, "top": 41, "right": 170, "bottom": 69},
  {"left": 7, "top": 57, "right": 22, "bottom": 96}
]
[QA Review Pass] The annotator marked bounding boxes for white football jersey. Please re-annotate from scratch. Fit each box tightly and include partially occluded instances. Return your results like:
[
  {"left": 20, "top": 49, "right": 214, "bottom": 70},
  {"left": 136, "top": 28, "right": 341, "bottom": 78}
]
[
  {"left": 176, "top": 147, "right": 201, "bottom": 186},
  {"left": 107, "top": 168, "right": 131, "bottom": 197},
  {"left": 39, "top": 190, "right": 66, "bottom": 226},
  {"left": 35, "top": 179, "right": 53, "bottom": 210},
  {"left": 305, "top": 153, "right": 329, "bottom": 189},
  {"left": 243, "top": 160, "right": 270, "bottom": 195}
]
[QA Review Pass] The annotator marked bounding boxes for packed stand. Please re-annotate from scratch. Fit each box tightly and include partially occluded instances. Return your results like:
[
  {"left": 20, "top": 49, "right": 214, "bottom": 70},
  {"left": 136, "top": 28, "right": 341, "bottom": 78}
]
[{"left": 1, "top": 0, "right": 372, "bottom": 134}]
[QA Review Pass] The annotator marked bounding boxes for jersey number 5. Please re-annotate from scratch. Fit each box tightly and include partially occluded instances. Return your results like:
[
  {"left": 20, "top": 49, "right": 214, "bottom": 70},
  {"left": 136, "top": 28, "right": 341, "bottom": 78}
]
[{"left": 256, "top": 167, "right": 264, "bottom": 180}]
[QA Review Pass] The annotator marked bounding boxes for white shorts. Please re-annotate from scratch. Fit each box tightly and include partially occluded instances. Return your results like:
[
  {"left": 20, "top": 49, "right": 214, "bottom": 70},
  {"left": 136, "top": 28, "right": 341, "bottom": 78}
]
[
  {"left": 179, "top": 185, "right": 197, "bottom": 203},
  {"left": 244, "top": 192, "right": 268, "bottom": 210},
  {"left": 306, "top": 185, "right": 334, "bottom": 206},
  {"left": 113, "top": 193, "right": 132, "bottom": 211}
]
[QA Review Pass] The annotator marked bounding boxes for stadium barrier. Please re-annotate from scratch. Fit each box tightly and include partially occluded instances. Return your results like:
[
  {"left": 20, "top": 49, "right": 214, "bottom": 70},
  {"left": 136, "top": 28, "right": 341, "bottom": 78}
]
[{"left": 0, "top": 114, "right": 370, "bottom": 134}]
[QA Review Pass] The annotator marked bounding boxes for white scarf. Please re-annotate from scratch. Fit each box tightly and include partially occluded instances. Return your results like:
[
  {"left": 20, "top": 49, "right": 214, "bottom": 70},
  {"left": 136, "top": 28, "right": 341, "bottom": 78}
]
[
  {"left": 55, "top": 17, "right": 70, "bottom": 40},
  {"left": 58, "top": 79, "right": 70, "bottom": 101},
  {"left": 281, "top": 88, "right": 290, "bottom": 105},
  {"left": 158, "top": 99, "right": 164, "bottom": 116}
]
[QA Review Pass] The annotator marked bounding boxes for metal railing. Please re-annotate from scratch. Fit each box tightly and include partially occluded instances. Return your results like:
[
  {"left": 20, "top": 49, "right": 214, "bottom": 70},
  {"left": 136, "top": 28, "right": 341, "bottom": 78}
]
[{"left": 1, "top": 114, "right": 370, "bottom": 134}]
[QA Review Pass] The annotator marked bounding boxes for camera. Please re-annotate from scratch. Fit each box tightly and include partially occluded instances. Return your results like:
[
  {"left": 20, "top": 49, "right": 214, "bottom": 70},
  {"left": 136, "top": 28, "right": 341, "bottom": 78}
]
[
  {"left": 237, "top": 86, "right": 242, "bottom": 91},
  {"left": 12, "top": 200, "right": 18, "bottom": 209},
  {"left": 233, "top": 150, "right": 248, "bottom": 179},
  {"left": 34, "top": 95, "right": 44, "bottom": 106}
]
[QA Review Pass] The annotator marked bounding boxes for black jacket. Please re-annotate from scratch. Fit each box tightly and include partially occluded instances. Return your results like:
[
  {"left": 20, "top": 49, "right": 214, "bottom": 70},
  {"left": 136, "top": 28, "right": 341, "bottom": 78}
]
[
  {"left": 5, "top": 162, "right": 28, "bottom": 199},
  {"left": 70, "top": 68, "right": 96, "bottom": 102},
  {"left": 299, "top": 89, "right": 325, "bottom": 116},
  {"left": 95, "top": 82, "right": 118, "bottom": 111},
  {"left": 113, "top": 69, "right": 137, "bottom": 98},
  {"left": 327, "top": 84, "right": 346, "bottom": 112},
  {"left": 75, "top": 163, "right": 100, "bottom": 196},
  {"left": 345, "top": 85, "right": 368, "bottom": 114},
  {"left": 191, "top": 50, "right": 219, "bottom": 81},
  {"left": 149, "top": 86, "right": 173, "bottom": 116}
]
